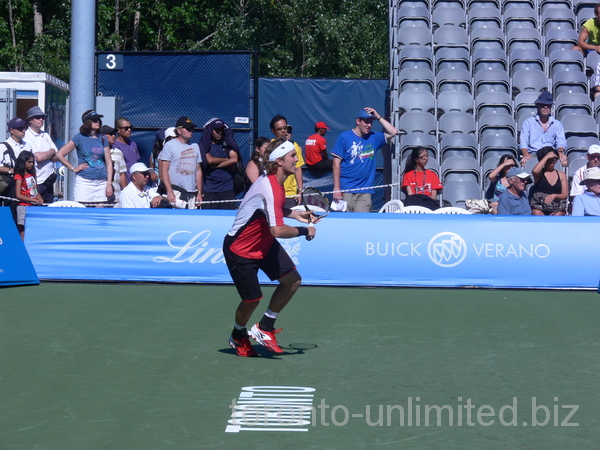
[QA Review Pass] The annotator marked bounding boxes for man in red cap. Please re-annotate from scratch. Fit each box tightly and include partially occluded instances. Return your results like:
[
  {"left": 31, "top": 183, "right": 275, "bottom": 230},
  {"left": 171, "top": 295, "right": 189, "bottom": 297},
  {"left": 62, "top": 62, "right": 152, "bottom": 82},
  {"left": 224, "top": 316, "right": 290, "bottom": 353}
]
[{"left": 305, "top": 121, "right": 333, "bottom": 171}]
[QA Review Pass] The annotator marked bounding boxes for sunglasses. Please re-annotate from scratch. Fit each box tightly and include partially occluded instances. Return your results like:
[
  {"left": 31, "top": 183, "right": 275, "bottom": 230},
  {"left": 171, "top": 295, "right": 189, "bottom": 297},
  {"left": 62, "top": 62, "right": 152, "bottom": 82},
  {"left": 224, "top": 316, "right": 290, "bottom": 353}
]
[
  {"left": 118, "top": 126, "right": 133, "bottom": 131},
  {"left": 30, "top": 116, "right": 45, "bottom": 120},
  {"left": 274, "top": 126, "right": 287, "bottom": 132},
  {"left": 14, "top": 126, "right": 28, "bottom": 132}
]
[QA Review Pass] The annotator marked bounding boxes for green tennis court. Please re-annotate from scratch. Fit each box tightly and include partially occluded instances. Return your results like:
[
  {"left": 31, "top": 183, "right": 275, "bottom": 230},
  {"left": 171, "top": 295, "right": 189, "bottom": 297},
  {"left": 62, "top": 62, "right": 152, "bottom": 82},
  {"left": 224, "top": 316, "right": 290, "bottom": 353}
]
[{"left": 1, "top": 282, "right": 599, "bottom": 448}]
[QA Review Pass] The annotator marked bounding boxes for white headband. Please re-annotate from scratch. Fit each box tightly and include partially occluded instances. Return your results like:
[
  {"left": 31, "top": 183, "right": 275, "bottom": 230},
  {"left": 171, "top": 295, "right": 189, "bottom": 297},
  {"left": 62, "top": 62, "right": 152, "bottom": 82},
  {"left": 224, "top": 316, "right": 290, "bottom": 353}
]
[{"left": 268, "top": 141, "right": 295, "bottom": 162}]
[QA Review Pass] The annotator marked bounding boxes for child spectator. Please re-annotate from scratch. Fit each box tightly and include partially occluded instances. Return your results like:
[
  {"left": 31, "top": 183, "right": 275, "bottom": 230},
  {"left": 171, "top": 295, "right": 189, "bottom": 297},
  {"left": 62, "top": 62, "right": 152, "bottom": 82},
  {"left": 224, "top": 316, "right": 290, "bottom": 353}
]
[
  {"left": 401, "top": 146, "right": 442, "bottom": 210},
  {"left": 13, "top": 151, "right": 43, "bottom": 240}
]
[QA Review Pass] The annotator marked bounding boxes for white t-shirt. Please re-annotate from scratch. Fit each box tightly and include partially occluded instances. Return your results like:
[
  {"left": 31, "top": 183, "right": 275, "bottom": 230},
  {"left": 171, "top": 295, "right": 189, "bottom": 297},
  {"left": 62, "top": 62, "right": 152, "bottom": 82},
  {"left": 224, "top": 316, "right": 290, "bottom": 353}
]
[
  {"left": 118, "top": 182, "right": 159, "bottom": 208},
  {"left": 157, "top": 139, "right": 202, "bottom": 193},
  {"left": 25, "top": 128, "right": 57, "bottom": 183}
]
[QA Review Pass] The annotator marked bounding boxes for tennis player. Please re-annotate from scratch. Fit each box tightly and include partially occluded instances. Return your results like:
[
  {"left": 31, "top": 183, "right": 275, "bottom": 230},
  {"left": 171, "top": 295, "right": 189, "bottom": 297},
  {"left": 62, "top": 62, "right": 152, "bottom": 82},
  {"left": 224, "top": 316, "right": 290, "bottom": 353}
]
[{"left": 223, "top": 138, "right": 316, "bottom": 357}]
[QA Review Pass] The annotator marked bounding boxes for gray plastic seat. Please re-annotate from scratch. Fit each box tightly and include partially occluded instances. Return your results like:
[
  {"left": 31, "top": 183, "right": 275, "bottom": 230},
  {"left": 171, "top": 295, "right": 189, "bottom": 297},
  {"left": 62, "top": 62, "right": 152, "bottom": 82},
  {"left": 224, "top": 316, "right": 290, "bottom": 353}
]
[
  {"left": 435, "top": 47, "right": 470, "bottom": 71},
  {"left": 514, "top": 92, "right": 540, "bottom": 128},
  {"left": 432, "top": 7, "right": 467, "bottom": 29},
  {"left": 397, "top": 5, "right": 431, "bottom": 29},
  {"left": 433, "top": 0, "right": 466, "bottom": 9},
  {"left": 467, "top": 0, "right": 500, "bottom": 9},
  {"left": 474, "top": 69, "right": 510, "bottom": 95},
  {"left": 546, "top": 29, "right": 579, "bottom": 55},
  {"left": 468, "top": 6, "right": 502, "bottom": 31},
  {"left": 398, "top": 112, "right": 437, "bottom": 135},
  {"left": 576, "top": 0, "right": 596, "bottom": 28},
  {"left": 507, "top": 28, "right": 542, "bottom": 52},
  {"left": 511, "top": 69, "right": 548, "bottom": 95},
  {"left": 400, "top": 133, "right": 439, "bottom": 157},
  {"left": 440, "top": 133, "right": 478, "bottom": 155},
  {"left": 509, "top": 48, "right": 545, "bottom": 75},
  {"left": 568, "top": 157, "right": 588, "bottom": 179},
  {"left": 436, "top": 68, "right": 472, "bottom": 93},
  {"left": 439, "top": 112, "right": 476, "bottom": 136},
  {"left": 397, "top": 26, "right": 432, "bottom": 47},
  {"left": 434, "top": 26, "right": 469, "bottom": 48},
  {"left": 540, "top": 0, "right": 573, "bottom": 13},
  {"left": 472, "top": 48, "right": 507, "bottom": 73},
  {"left": 470, "top": 27, "right": 505, "bottom": 51},
  {"left": 586, "top": 51, "right": 600, "bottom": 75},
  {"left": 566, "top": 135, "right": 600, "bottom": 153},
  {"left": 397, "top": 90, "right": 436, "bottom": 114},
  {"left": 476, "top": 92, "right": 513, "bottom": 118},
  {"left": 503, "top": 6, "right": 537, "bottom": 31},
  {"left": 437, "top": 91, "right": 474, "bottom": 114},
  {"left": 399, "top": 67, "right": 435, "bottom": 93},
  {"left": 478, "top": 113, "right": 516, "bottom": 137},
  {"left": 479, "top": 134, "right": 518, "bottom": 159},
  {"left": 542, "top": 7, "right": 576, "bottom": 34},
  {"left": 555, "top": 93, "right": 593, "bottom": 119},
  {"left": 552, "top": 70, "right": 589, "bottom": 96},
  {"left": 561, "top": 114, "right": 599, "bottom": 138},
  {"left": 549, "top": 49, "right": 584, "bottom": 77},
  {"left": 399, "top": 46, "right": 434, "bottom": 70},
  {"left": 442, "top": 180, "right": 483, "bottom": 208},
  {"left": 442, "top": 156, "right": 481, "bottom": 183}
]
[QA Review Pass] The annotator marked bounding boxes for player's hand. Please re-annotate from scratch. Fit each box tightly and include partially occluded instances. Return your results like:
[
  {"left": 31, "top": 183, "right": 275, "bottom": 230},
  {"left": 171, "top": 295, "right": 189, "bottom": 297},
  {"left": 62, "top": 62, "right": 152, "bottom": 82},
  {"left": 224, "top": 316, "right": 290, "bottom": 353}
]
[{"left": 307, "top": 226, "right": 316, "bottom": 240}]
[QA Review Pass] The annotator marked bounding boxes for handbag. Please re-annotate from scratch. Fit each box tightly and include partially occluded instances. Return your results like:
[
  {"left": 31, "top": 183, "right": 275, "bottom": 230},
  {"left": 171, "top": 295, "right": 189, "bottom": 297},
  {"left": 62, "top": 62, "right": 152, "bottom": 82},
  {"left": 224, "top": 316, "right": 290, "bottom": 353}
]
[{"left": 0, "top": 141, "right": 16, "bottom": 195}]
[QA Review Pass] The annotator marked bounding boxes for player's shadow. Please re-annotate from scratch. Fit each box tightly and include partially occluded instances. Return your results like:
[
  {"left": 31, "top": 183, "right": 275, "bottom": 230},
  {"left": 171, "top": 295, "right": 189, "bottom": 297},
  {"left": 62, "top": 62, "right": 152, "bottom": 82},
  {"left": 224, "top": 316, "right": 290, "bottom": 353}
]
[{"left": 219, "top": 343, "right": 318, "bottom": 358}]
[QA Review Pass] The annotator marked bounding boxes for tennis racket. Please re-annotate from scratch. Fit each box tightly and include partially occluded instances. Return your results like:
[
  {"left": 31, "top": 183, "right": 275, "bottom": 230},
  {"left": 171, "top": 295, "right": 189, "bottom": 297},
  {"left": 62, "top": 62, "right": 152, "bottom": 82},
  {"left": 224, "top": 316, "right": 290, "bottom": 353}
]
[{"left": 301, "top": 187, "right": 330, "bottom": 241}]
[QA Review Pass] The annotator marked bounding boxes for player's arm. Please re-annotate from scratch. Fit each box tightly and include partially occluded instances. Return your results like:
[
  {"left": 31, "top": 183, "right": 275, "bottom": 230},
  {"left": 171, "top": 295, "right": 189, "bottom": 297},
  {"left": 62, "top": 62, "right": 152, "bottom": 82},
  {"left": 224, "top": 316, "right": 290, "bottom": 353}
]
[
  {"left": 284, "top": 208, "right": 318, "bottom": 224},
  {"left": 270, "top": 224, "right": 315, "bottom": 239}
]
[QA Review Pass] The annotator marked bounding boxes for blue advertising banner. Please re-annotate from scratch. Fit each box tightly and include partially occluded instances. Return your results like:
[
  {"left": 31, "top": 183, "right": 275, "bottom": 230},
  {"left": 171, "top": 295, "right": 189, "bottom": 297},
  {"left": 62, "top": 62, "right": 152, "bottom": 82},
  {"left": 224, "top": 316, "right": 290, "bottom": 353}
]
[
  {"left": 0, "top": 207, "right": 39, "bottom": 286},
  {"left": 24, "top": 208, "right": 600, "bottom": 289}
]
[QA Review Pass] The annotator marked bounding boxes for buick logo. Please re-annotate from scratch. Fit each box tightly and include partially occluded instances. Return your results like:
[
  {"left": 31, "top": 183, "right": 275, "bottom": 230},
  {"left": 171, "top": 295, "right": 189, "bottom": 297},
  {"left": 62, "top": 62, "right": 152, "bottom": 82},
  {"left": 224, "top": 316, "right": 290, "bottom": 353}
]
[{"left": 428, "top": 232, "right": 467, "bottom": 267}]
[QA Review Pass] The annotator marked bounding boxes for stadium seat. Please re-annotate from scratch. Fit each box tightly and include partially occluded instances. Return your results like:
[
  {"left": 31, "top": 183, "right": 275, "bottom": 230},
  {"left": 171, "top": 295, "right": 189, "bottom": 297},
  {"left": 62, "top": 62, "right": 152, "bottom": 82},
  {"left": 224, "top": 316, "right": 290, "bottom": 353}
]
[
  {"left": 509, "top": 48, "right": 545, "bottom": 75},
  {"left": 442, "top": 180, "right": 483, "bottom": 208},
  {"left": 437, "top": 91, "right": 474, "bottom": 115},
  {"left": 503, "top": 6, "right": 537, "bottom": 31},
  {"left": 442, "top": 156, "right": 481, "bottom": 184},
  {"left": 397, "top": 90, "right": 436, "bottom": 114},
  {"left": 435, "top": 46, "right": 470, "bottom": 71},
  {"left": 552, "top": 70, "right": 589, "bottom": 96},
  {"left": 397, "top": 26, "right": 433, "bottom": 47},
  {"left": 546, "top": 29, "right": 580, "bottom": 56},
  {"left": 434, "top": 26, "right": 469, "bottom": 48},
  {"left": 561, "top": 114, "right": 599, "bottom": 138},
  {"left": 436, "top": 68, "right": 472, "bottom": 93},
  {"left": 514, "top": 92, "right": 540, "bottom": 129},
  {"left": 400, "top": 154, "right": 441, "bottom": 175},
  {"left": 398, "top": 112, "right": 437, "bottom": 135},
  {"left": 472, "top": 48, "right": 507, "bottom": 73},
  {"left": 399, "top": 67, "right": 435, "bottom": 93},
  {"left": 397, "top": 5, "right": 431, "bottom": 29},
  {"left": 511, "top": 69, "right": 548, "bottom": 97},
  {"left": 566, "top": 135, "right": 600, "bottom": 153},
  {"left": 479, "top": 134, "right": 518, "bottom": 160},
  {"left": 468, "top": 6, "right": 502, "bottom": 31},
  {"left": 432, "top": 7, "right": 467, "bottom": 29},
  {"left": 585, "top": 51, "right": 600, "bottom": 76},
  {"left": 474, "top": 69, "right": 510, "bottom": 95},
  {"left": 568, "top": 157, "right": 588, "bottom": 180},
  {"left": 440, "top": 134, "right": 478, "bottom": 159},
  {"left": 438, "top": 112, "right": 476, "bottom": 136},
  {"left": 555, "top": 93, "right": 593, "bottom": 119},
  {"left": 470, "top": 27, "right": 505, "bottom": 51},
  {"left": 476, "top": 92, "right": 512, "bottom": 118},
  {"left": 549, "top": 49, "right": 584, "bottom": 77},
  {"left": 507, "top": 28, "right": 542, "bottom": 52},
  {"left": 399, "top": 46, "right": 434, "bottom": 70},
  {"left": 378, "top": 200, "right": 404, "bottom": 213},
  {"left": 400, "top": 133, "right": 439, "bottom": 159},
  {"left": 542, "top": 7, "right": 576, "bottom": 34},
  {"left": 433, "top": 0, "right": 466, "bottom": 9}
]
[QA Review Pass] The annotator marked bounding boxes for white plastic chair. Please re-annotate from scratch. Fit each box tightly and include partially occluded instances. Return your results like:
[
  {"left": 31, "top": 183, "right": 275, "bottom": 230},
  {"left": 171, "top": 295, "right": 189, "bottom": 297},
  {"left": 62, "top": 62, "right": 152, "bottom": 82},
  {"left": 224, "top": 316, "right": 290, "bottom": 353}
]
[
  {"left": 434, "top": 206, "right": 471, "bottom": 214},
  {"left": 378, "top": 200, "right": 404, "bottom": 213},
  {"left": 47, "top": 200, "right": 86, "bottom": 208},
  {"left": 401, "top": 205, "right": 433, "bottom": 214}
]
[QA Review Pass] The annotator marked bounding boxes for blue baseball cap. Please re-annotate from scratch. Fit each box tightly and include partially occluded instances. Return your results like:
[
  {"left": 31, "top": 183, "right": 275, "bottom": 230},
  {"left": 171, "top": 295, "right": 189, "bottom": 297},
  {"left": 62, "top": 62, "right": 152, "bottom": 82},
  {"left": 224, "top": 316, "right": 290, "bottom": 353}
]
[
  {"left": 357, "top": 109, "right": 374, "bottom": 120},
  {"left": 507, "top": 167, "right": 532, "bottom": 182}
]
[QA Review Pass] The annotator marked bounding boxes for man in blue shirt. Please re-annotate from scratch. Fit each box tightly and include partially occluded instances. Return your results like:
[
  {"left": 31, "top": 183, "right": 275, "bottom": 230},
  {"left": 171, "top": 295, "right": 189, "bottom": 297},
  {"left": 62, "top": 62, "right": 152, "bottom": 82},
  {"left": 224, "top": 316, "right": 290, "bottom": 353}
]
[
  {"left": 497, "top": 168, "right": 533, "bottom": 215},
  {"left": 331, "top": 107, "right": 397, "bottom": 212},
  {"left": 572, "top": 167, "right": 600, "bottom": 216},
  {"left": 519, "top": 91, "right": 567, "bottom": 167}
]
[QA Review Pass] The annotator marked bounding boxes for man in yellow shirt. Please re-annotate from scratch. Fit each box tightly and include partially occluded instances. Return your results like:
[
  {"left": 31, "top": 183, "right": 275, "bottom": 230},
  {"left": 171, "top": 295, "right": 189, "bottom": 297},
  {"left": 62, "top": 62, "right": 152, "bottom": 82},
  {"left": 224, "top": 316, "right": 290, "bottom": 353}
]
[{"left": 270, "top": 114, "right": 304, "bottom": 208}]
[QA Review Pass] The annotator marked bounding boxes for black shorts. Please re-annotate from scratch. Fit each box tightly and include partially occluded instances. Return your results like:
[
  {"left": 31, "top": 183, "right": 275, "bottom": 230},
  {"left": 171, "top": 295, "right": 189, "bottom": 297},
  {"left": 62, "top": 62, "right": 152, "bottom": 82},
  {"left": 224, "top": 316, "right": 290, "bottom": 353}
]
[{"left": 223, "top": 234, "right": 296, "bottom": 302}]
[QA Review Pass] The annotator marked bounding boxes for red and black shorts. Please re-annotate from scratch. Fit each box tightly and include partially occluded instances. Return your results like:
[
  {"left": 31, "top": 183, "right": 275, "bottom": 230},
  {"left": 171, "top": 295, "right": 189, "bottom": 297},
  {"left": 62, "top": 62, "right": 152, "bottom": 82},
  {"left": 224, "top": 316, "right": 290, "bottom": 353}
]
[{"left": 223, "top": 235, "right": 296, "bottom": 302}]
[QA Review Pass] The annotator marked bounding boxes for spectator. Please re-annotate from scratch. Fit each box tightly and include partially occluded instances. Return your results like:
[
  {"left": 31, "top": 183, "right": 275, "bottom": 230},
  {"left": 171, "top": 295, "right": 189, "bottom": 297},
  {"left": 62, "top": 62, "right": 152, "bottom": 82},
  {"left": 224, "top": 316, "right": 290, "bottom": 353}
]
[
  {"left": 199, "top": 118, "right": 239, "bottom": 210},
  {"left": 113, "top": 116, "right": 140, "bottom": 181},
  {"left": 497, "top": 168, "right": 533, "bottom": 216},
  {"left": 401, "top": 146, "right": 443, "bottom": 210},
  {"left": 305, "top": 121, "right": 333, "bottom": 171},
  {"left": 270, "top": 115, "right": 304, "bottom": 208},
  {"left": 332, "top": 107, "right": 397, "bottom": 212},
  {"left": 101, "top": 125, "right": 127, "bottom": 203},
  {"left": 519, "top": 91, "right": 567, "bottom": 167},
  {"left": 25, "top": 106, "right": 58, "bottom": 204},
  {"left": 13, "top": 151, "right": 43, "bottom": 239},
  {"left": 246, "top": 136, "right": 270, "bottom": 184},
  {"left": 593, "top": 61, "right": 600, "bottom": 100},
  {"left": 56, "top": 110, "right": 114, "bottom": 206},
  {"left": 570, "top": 144, "right": 600, "bottom": 200},
  {"left": 149, "top": 127, "right": 176, "bottom": 186},
  {"left": 1, "top": 117, "right": 32, "bottom": 200},
  {"left": 157, "top": 116, "right": 203, "bottom": 207},
  {"left": 573, "top": 4, "right": 600, "bottom": 54},
  {"left": 119, "top": 162, "right": 166, "bottom": 208},
  {"left": 530, "top": 146, "right": 568, "bottom": 216},
  {"left": 572, "top": 167, "right": 600, "bottom": 216},
  {"left": 485, "top": 154, "right": 518, "bottom": 215}
]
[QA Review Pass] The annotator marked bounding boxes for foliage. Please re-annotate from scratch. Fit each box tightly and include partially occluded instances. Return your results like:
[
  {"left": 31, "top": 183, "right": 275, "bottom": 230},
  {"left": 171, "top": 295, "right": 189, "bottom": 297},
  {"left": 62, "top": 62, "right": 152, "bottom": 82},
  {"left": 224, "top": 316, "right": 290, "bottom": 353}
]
[{"left": 0, "top": 0, "right": 388, "bottom": 81}]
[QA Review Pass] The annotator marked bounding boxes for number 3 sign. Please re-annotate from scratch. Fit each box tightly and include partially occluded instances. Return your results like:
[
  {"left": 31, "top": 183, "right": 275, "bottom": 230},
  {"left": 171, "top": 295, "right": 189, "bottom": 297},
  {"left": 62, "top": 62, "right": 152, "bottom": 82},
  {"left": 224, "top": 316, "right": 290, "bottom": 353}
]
[{"left": 98, "top": 54, "right": 123, "bottom": 71}]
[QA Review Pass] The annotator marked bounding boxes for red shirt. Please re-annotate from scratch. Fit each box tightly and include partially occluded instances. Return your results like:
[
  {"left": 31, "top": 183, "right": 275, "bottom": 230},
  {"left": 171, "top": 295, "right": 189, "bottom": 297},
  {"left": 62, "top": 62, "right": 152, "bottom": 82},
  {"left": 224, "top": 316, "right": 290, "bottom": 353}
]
[
  {"left": 401, "top": 169, "right": 443, "bottom": 197},
  {"left": 305, "top": 133, "right": 327, "bottom": 165},
  {"left": 14, "top": 172, "right": 38, "bottom": 206}
]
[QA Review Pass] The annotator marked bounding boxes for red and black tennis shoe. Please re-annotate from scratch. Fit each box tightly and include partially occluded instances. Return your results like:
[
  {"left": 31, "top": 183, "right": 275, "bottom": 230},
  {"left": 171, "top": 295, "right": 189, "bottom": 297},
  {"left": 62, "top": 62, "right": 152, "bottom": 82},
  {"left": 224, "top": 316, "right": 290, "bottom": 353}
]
[
  {"left": 229, "top": 335, "right": 258, "bottom": 357},
  {"left": 249, "top": 323, "right": 284, "bottom": 354}
]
